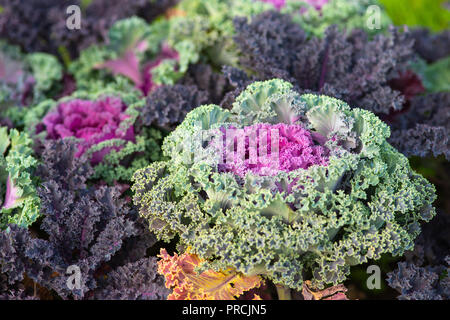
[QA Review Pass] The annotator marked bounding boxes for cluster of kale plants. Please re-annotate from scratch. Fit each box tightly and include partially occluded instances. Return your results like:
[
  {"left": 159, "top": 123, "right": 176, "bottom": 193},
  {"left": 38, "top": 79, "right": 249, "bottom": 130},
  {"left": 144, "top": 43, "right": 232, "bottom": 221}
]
[{"left": 0, "top": 0, "right": 448, "bottom": 300}]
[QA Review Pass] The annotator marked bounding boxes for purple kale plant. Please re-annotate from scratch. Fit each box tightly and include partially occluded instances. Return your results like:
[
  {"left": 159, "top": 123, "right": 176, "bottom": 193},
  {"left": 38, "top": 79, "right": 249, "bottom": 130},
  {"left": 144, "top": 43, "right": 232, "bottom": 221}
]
[
  {"left": 411, "top": 29, "right": 450, "bottom": 64},
  {"left": 138, "top": 62, "right": 239, "bottom": 130},
  {"left": 0, "top": 225, "right": 40, "bottom": 300},
  {"left": 180, "top": 63, "right": 236, "bottom": 105},
  {"left": 387, "top": 257, "right": 449, "bottom": 300},
  {"left": 0, "top": 0, "right": 72, "bottom": 55},
  {"left": 0, "top": 0, "right": 177, "bottom": 59},
  {"left": 93, "top": 257, "right": 170, "bottom": 300},
  {"left": 232, "top": 11, "right": 414, "bottom": 114},
  {"left": 140, "top": 84, "right": 209, "bottom": 130},
  {"left": 0, "top": 139, "right": 168, "bottom": 299},
  {"left": 28, "top": 140, "right": 137, "bottom": 298},
  {"left": 388, "top": 92, "right": 450, "bottom": 159},
  {"left": 387, "top": 207, "right": 450, "bottom": 300}
]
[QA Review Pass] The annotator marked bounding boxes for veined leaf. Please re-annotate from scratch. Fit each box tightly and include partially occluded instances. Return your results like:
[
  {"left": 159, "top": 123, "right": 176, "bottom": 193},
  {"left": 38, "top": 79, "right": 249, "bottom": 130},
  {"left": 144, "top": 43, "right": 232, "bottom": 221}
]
[{"left": 157, "top": 248, "right": 263, "bottom": 300}]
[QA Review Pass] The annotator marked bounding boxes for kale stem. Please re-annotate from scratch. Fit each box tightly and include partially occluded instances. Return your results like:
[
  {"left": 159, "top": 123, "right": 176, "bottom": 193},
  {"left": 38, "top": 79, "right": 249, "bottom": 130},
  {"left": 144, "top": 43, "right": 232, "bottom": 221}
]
[{"left": 275, "top": 284, "right": 292, "bottom": 300}]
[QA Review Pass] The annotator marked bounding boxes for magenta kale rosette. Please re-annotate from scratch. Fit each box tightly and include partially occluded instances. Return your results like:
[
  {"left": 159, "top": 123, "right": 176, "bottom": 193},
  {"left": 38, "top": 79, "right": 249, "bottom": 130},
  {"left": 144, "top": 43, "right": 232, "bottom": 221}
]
[
  {"left": 42, "top": 96, "right": 135, "bottom": 165},
  {"left": 217, "top": 123, "right": 328, "bottom": 177}
]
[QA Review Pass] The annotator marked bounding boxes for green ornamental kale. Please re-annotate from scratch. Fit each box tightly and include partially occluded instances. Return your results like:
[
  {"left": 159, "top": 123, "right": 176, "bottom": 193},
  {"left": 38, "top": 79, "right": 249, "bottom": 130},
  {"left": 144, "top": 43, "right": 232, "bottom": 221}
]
[
  {"left": 68, "top": 17, "right": 151, "bottom": 94},
  {"left": 132, "top": 79, "right": 436, "bottom": 291},
  {"left": 413, "top": 56, "right": 450, "bottom": 93},
  {"left": 0, "top": 127, "right": 40, "bottom": 229},
  {"left": 0, "top": 40, "right": 63, "bottom": 127},
  {"left": 70, "top": 1, "right": 273, "bottom": 93},
  {"left": 170, "top": 0, "right": 271, "bottom": 63},
  {"left": 281, "top": 0, "right": 392, "bottom": 38}
]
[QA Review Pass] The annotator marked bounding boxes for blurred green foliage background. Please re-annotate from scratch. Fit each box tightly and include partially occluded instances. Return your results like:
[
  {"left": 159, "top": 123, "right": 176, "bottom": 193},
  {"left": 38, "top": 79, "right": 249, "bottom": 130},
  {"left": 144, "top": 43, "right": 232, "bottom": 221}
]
[{"left": 379, "top": 0, "right": 450, "bottom": 31}]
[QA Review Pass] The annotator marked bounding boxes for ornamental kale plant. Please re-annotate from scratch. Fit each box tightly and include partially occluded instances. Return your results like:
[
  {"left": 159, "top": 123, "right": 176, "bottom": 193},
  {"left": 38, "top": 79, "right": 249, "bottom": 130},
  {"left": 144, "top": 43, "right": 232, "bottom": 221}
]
[
  {"left": 93, "top": 17, "right": 180, "bottom": 96},
  {"left": 411, "top": 29, "right": 450, "bottom": 64},
  {"left": 70, "top": 0, "right": 272, "bottom": 94},
  {"left": 69, "top": 16, "right": 170, "bottom": 95},
  {"left": 0, "top": 0, "right": 177, "bottom": 59},
  {"left": 137, "top": 63, "right": 237, "bottom": 131},
  {"left": 153, "top": 0, "right": 273, "bottom": 82},
  {"left": 32, "top": 88, "right": 163, "bottom": 183},
  {"left": 41, "top": 97, "right": 136, "bottom": 165},
  {"left": 387, "top": 257, "right": 449, "bottom": 300},
  {"left": 0, "top": 127, "right": 40, "bottom": 230},
  {"left": 0, "top": 0, "right": 74, "bottom": 55},
  {"left": 132, "top": 79, "right": 437, "bottom": 293},
  {"left": 385, "top": 205, "right": 450, "bottom": 300},
  {"left": 0, "top": 41, "right": 64, "bottom": 127},
  {"left": 263, "top": 0, "right": 392, "bottom": 37},
  {"left": 0, "top": 139, "right": 169, "bottom": 300}
]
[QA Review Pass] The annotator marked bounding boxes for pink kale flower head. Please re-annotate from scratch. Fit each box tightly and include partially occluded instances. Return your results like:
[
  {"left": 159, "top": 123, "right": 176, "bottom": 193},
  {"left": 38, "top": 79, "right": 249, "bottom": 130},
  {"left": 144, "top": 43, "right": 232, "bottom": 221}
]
[
  {"left": 42, "top": 97, "right": 135, "bottom": 165},
  {"left": 218, "top": 123, "right": 328, "bottom": 177}
]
